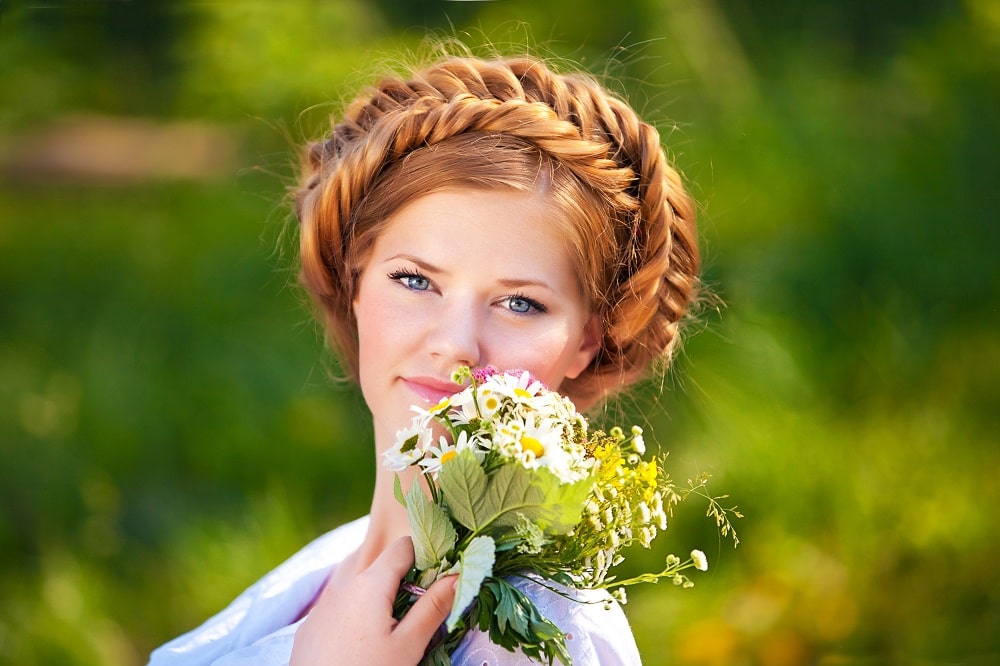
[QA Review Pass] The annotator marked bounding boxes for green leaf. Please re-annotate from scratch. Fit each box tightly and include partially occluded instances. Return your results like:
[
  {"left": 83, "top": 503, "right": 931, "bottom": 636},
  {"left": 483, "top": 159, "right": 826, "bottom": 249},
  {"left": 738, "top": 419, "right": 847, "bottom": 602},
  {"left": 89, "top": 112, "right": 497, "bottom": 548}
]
[
  {"left": 479, "top": 578, "right": 571, "bottom": 666},
  {"left": 481, "top": 463, "right": 545, "bottom": 530},
  {"left": 422, "top": 642, "right": 451, "bottom": 666},
  {"left": 447, "top": 535, "right": 495, "bottom": 631},
  {"left": 438, "top": 449, "right": 488, "bottom": 531},
  {"left": 393, "top": 474, "right": 406, "bottom": 508},
  {"left": 462, "top": 463, "right": 593, "bottom": 536},
  {"left": 494, "top": 579, "right": 530, "bottom": 636},
  {"left": 535, "top": 469, "right": 594, "bottom": 533},
  {"left": 406, "top": 481, "right": 457, "bottom": 570}
]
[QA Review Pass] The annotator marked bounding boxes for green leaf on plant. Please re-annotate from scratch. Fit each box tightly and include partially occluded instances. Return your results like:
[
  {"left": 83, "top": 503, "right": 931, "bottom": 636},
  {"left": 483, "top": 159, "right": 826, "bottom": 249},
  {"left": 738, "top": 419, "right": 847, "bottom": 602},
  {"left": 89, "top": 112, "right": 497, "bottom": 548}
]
[
  {"left": 393, "top": 474, "right": 406, "bottom": 508},
  {"left": 405, "top": 481, "right": 457, "bottom": 570},
  {"left": 444, "top": 459, "right": 593, "bottom": 536},
  {"left": 438, "top": 449, "right": 488, "bottom": 531},
  {"left": 477, "top": 578, "right": 571, "bottom": 665},
  {"left": 447, "top": 535, "right": 495, "bottom": 631},
  {"left": 494, "top": 579, "right": 530, "bottom": 636}
]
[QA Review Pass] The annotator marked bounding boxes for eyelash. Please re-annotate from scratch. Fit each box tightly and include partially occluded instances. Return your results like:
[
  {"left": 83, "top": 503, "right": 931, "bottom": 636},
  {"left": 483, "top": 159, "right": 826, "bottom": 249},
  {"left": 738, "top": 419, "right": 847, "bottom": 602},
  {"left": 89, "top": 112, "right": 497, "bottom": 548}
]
[
  {"left": 387, "top": 268, "right": 431, "bottom": 291},
  {"left": 386, "top": 268, "right": 548, "bottom": 315},
  {"left": 506, "top": 292, "right": 548, "bottom": 315}
]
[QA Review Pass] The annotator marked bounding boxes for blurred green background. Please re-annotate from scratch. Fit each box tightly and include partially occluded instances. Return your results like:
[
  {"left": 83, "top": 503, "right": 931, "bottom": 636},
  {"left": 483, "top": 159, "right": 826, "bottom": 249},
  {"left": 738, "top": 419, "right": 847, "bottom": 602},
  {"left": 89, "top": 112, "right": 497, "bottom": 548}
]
[{"left": 1, "top": 1, "right": 997, "bottom": 664}]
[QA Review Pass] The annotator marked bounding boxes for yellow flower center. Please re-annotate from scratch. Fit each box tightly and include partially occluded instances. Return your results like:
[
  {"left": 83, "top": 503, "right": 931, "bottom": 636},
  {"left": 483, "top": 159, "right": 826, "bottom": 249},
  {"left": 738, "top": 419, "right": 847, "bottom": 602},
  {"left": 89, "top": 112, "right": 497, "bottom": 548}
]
[
  {"left": 483, "top": 395, "right": 500, "bottom": 411},
  {"left": 429, "top": 397, "right": 451, "bottom": 413},
  {"left": 514, "top": 388, "right": 533, "bottom": 399},
  {"left": 520, "top": 436, "right": 545, "bottom": 458},
  {"left": 440, "top": 450, "right": 457, "bottom": 464}
]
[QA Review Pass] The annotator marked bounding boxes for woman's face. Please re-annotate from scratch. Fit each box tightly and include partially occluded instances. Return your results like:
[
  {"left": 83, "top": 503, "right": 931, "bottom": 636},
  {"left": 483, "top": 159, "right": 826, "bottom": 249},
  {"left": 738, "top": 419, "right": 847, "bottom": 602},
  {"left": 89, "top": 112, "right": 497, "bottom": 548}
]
[{"left": 353, "top": 188, "right": 600, "bottom": 443}]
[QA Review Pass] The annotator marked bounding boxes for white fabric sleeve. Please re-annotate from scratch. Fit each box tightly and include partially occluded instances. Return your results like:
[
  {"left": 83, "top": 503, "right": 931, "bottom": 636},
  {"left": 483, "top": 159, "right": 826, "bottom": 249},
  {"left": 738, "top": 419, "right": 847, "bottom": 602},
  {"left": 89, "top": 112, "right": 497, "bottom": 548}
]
[
  {"left": 147, "top": 517, "right": 368, "bottom": 666},
  {"left": 451, "top": 577, "right": 642, "bottom": 666},
  {"left": 148, "top": 515, "right": 643, "bottom": 666},
  {"left": 205, "top": 621, "right": 299, "bottom": 666}
]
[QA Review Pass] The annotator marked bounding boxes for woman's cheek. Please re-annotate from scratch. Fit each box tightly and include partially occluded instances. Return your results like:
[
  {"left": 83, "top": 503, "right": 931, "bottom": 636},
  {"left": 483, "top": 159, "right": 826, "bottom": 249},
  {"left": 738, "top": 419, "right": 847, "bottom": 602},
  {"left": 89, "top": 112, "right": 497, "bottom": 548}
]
[{"left": 491, "top": 325, "right": 577, "bottom": 387}]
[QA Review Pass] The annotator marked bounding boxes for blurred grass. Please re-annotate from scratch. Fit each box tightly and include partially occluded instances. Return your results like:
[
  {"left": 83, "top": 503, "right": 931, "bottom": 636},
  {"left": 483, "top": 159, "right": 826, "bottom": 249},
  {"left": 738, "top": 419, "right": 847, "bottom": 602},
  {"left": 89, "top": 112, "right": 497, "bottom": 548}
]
[
  {"left": 0, "top": 179, "right": 374, "bottom": 662},
  {"left": 1, "top": 1, "right": 997, "bottom": 665}
]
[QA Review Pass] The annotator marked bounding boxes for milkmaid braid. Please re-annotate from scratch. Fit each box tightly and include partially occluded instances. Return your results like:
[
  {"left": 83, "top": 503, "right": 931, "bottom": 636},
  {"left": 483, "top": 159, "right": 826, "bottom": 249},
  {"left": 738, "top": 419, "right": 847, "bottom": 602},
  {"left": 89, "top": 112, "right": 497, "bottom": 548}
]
[{"left": 295, "top": 56, "right": 699, "bottom": 406}]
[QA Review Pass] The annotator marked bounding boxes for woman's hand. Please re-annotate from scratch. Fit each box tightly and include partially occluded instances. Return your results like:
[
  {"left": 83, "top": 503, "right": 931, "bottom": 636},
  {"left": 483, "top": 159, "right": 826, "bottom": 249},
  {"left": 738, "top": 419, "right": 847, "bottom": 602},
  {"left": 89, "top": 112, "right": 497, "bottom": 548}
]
[{"left": 290, "top": 536, "right": 457, "bottom": 666}]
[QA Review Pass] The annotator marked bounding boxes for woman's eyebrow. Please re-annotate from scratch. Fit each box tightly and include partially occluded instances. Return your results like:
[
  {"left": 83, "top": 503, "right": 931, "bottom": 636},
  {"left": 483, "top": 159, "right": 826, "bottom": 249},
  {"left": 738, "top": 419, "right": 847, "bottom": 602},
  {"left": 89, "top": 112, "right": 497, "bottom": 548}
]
[
  {"left": 385, "top": 254, "right": 555, "bottom": 291},
  {"left": 385, "top": 254, "right": 446, "bottom": 274},
  {"left": 496, "top": 278, "right": 553, "bottom": 291}
]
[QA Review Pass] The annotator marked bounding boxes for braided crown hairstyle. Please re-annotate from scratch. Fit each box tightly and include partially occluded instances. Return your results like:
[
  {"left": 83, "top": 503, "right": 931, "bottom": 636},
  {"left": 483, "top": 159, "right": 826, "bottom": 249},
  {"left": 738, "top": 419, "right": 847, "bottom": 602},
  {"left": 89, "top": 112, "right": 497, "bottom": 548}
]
[{"left": 295, "top": 56, "right": 699, "bottom": 407}]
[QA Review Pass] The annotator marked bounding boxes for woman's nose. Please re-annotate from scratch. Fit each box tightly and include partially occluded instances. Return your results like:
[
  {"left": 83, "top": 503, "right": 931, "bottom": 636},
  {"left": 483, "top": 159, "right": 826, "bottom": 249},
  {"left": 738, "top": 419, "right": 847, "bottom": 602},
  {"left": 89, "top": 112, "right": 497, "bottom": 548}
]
[{"left": 425, "top": 298, "right": 482, "bottom": 368}]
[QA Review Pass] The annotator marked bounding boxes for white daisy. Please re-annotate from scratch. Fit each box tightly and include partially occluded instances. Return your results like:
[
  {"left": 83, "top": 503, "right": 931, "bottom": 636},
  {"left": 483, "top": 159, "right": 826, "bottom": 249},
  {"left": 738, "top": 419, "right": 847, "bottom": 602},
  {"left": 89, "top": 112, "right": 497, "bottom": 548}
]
[
  {"left": 485, "top": 370, "right": 546, "bottom": 405},
  {"left": 452, "top": 384, "right": 506, "bottom": 425},
  {"left": 690, "top": 549, "right": 709, "bottom": 572},
  {"left": 418, "top": 431, "right": 482, "bottom": 476},
  {"left": 382, "top": 419, "right": 432, "bottom": 471},
  {"left": 512, "top": 417, "right": 591, "bottom": 483}
]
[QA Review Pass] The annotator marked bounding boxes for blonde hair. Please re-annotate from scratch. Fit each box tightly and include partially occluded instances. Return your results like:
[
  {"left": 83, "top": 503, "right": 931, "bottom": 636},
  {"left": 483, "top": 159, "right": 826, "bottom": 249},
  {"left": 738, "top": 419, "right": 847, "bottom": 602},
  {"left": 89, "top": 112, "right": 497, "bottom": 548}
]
[{"left": 295, "top": 56, "right": 700, "bottom": 407}]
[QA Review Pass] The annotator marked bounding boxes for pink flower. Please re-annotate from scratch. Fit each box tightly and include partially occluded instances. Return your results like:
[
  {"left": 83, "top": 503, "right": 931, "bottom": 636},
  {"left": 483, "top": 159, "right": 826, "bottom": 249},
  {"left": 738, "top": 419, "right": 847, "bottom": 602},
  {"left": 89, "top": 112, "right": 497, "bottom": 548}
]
[
  {"left": 472, "top": 365, "right": 547, "bottom": 389},
  {"left": 471, "top": 365, "right": 501, "bottom": 383}
]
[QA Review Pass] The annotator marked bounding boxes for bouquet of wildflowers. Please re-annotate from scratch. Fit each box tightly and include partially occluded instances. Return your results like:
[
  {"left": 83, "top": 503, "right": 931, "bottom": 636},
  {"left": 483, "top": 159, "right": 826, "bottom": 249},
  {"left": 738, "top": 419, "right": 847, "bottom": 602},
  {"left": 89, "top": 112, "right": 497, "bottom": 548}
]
[{"left": 384, "top": 366, "right": 737, "bottom": 665}]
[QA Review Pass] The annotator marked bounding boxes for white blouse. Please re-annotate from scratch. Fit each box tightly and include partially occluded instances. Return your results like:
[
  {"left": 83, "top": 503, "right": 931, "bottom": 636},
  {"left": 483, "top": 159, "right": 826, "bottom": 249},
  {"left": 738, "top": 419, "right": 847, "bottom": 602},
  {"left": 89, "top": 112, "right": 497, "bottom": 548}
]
[{"left": 148, "top": 516, "right": 641, "bottom": 665}]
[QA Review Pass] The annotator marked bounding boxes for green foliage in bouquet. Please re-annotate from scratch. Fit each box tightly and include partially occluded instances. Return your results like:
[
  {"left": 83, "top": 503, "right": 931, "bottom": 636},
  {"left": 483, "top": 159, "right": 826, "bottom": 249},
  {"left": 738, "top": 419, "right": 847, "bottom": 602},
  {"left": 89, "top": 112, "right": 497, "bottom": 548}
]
[{"left": 385, "top": 367, "right": 739, "bottom": 665}]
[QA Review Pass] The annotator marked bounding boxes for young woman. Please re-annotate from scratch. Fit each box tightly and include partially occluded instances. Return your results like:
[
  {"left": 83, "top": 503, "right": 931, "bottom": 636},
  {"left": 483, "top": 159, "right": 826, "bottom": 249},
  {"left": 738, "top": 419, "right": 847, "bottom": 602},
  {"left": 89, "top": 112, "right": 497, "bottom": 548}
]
[{"left": 150, "top": 53, "right": 699, "bottom": 665}]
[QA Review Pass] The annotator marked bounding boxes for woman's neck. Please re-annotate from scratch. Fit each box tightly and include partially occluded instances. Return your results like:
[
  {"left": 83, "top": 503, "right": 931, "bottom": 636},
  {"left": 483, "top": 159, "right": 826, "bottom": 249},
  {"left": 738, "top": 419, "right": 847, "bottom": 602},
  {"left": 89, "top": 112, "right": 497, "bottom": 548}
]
[{"left": 353, "top": 429, "right": 420, "bottom": 569}]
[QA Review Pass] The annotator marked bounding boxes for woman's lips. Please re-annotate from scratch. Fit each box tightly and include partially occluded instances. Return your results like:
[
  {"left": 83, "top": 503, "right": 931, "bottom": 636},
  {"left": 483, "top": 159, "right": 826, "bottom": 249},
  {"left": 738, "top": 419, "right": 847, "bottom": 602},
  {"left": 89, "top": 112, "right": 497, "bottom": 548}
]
[{"left": 402, "top": 377, "right": 463, "bottom": 404}]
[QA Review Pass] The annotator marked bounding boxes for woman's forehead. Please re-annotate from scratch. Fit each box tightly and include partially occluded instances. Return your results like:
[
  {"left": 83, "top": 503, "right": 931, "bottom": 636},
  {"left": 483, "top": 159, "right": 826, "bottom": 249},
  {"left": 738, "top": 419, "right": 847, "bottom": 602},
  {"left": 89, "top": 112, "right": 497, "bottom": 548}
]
[{"left": 366, "top": 189, "right": 584, "bottom": 293}]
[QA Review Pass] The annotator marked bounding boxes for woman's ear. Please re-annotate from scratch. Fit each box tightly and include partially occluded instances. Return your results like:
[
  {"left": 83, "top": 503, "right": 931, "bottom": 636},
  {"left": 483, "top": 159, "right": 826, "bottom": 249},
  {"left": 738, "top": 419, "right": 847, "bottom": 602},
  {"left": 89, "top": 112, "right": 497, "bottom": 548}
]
[{"left": 565, "top": 314, "right": 602, "bottom": 380}]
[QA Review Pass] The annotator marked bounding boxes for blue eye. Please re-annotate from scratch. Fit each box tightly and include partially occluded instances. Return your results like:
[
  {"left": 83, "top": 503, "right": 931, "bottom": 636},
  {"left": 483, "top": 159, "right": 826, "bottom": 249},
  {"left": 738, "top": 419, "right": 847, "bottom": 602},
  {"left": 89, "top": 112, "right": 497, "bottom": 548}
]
[
  {"left": 387, "top": 270, "right": 430, "bottom": 291},
  {"left": 508, "top": 296, "right": 532, "bottom": 313},
  {"left": 403, "top": 275, "right": 430, "bottom": 291},
  {"left": 505, "top": 294, "right": 547, "bottom": 314}
]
